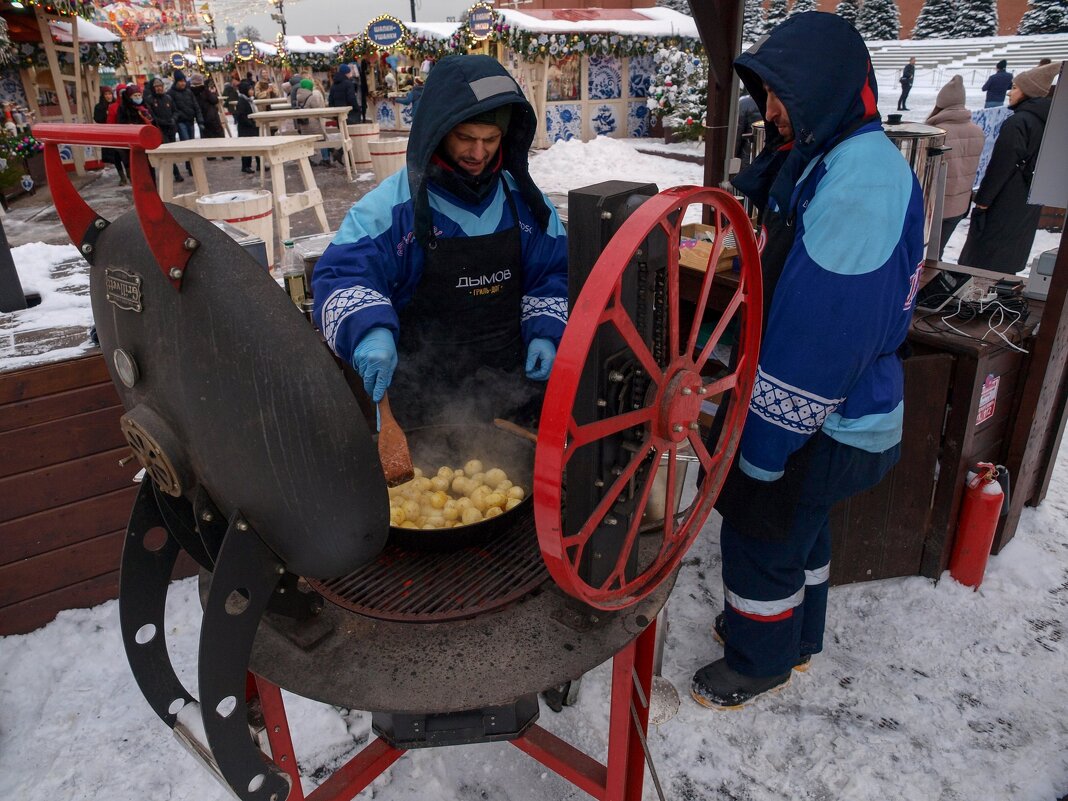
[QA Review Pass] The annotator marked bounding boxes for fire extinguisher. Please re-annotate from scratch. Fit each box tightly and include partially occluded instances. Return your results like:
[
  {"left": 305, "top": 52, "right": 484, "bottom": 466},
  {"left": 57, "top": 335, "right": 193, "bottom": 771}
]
[{"left": 949, "top": 462, "right": 1005, "bottom": 589}]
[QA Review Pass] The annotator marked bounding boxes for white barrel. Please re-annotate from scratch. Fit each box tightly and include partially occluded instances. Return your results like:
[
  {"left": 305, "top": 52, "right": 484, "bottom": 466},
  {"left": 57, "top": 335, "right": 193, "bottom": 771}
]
[
  {"left": 368, "top": 138, "right": 408, "bottom": 184},
  {"left": 195, "top": 189, "right": 274, "bottom": 265},
  {"left": 347, "top": 122, "right": 380, "bottom": 170}
]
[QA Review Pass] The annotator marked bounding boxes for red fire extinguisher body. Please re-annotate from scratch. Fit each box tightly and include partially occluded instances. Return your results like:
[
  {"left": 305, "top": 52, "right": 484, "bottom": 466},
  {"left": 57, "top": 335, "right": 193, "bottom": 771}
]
[{"left": 949, "top": 463, "right": 1005, "bottom": 589}]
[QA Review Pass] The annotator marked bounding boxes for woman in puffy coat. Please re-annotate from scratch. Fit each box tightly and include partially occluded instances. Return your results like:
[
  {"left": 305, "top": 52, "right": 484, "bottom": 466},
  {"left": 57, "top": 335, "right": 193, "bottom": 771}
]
[
  {"left": 294, "top": 77, "right": 333, "bottom": 167},
  {"left": 959, "top": 61, "right": 1060, "bottom": 274},
  {"left": 93, "top": 86, "right": 127, "bottom": 185},
  {"left": 924, "top": 75, "right": 984, "bottom": 259}
]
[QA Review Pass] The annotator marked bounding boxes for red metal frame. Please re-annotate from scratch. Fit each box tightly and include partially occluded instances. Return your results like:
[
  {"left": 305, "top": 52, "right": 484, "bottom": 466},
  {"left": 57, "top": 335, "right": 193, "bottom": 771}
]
[
  {"left": 533, "top": 187, "right": 763, "bottom": 610},
  {"left": 248, "top": 622, "right": 658, "bottom": 801},
  {"left": 32, "top": 123, "right": 196, "bottom": 291}
]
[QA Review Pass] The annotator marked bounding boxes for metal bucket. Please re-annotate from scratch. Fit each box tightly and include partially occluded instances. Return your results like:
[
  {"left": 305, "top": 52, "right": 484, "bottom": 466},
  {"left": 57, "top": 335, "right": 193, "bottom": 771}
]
[
  {"left": 642, "top": 444, "right": 702, "bottom": 530},
  {"left": 883, "top": 122, "right": 948, "bottom": 251}
]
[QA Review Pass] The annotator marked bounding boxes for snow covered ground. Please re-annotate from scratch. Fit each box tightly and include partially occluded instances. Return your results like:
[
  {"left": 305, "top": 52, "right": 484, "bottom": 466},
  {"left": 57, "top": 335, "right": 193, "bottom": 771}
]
[{"left": 1, "top": 66, "right": 1066, "bottom": 801}]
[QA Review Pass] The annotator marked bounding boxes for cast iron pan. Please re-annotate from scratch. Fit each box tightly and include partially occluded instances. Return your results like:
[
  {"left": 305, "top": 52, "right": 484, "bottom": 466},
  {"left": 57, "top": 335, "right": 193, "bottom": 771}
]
[{"left": 387, "top": 423, "right": 533, "bottom": 552}]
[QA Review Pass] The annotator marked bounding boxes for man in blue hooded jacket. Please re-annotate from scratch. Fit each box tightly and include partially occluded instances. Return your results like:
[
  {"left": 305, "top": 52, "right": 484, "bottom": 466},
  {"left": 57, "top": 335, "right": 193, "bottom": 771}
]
[
  {"left": 691, "top": 13, "right": 925, "bottom": 709},
  {"left": 312, "top": 55, "right": 567, "bottom": 425}
]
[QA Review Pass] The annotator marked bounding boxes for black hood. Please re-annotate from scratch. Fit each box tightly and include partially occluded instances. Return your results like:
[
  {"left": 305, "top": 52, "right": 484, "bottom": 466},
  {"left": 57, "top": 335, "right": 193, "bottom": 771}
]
[
  {"left": 733, "top": 12, "right": 880, "bottom": 214},
  {"left": 406, "top": 54, "right": 549, "bottom": 246}
]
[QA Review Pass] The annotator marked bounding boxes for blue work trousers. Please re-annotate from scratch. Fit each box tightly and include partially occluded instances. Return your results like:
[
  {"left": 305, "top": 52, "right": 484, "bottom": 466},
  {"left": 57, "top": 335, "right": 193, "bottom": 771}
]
[{"left": 720, "top": 434, "right": 900, "bottom": 677}]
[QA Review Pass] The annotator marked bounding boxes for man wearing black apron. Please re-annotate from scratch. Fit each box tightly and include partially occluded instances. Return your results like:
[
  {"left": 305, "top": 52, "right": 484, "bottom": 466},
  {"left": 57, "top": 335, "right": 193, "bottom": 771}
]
[{"left": 312, "top": 56, "right": 568, "bottom": 427}]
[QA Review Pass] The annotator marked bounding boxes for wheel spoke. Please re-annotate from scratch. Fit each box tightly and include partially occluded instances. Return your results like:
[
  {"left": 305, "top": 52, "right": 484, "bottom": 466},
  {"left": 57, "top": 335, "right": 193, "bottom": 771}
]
[
  {"left": 693, "top": 285, "right": 744, "bottom": 368},
  {"left": 687, "top": 429, "right": 715, "bottom": 473},
  {"left": 702, "top": 371, "right": 739, "bottom": 399},
  {"left": 607, "top": 304, "right": 665, "bottom": 383},
  {"left": 663, "top": 215, "right": 681, "bottom": 360},
  {"left": 565, "top": 435, "right": 653, "bottom": 554},
  {"left": 602, "top": 447, "right": 663, "bottom": 591},
  {"left": 568, "top": 407, "right": 656, "bottom": 453},
  {"left": 660, "top": 445, "right": 678, "bottom": 545}
]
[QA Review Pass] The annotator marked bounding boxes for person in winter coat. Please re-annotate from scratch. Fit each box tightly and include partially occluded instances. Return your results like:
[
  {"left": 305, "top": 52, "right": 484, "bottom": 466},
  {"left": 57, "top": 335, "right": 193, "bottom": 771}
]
[
  {"left": 93, "top": 86, "right": 127, "bottom": 185},
  {"left": 960, "top": 61, "right": 1060, "bottom": 274},
  {"left": 145, "top": 78, "right": 184, "bottom": 183},
  {"left": 106, "top": 83, "right": 125, "bottom": 124},
  {"left": 312, "top": 55, "right": 568, "bottom": 427},
  {"left": 254, "top": 75, "right": 280, "bottom": 100},
  {"left": 735, "top": 90, "right": 761, "bottom": 161},
  {"left": 925, "top": 75, "right": 984, "bottom": 258},
  {"left": 897, "top": 56, "right": 915, "bottom": 111},
  {"left": 191, "top": 74, "right": 224, "bottom": 140},
  {"left": 982, "top": 60, "right": 1014, "bottom": 108},
  {"left": 222, "top": 73, "right": 240, "bottom": 112},
  {"left": 328, "top": 63, "right": 360, "bottom": 125},
  {"left": 168, "top": 70, "right": 203, "bottom": 144},
  {"left": 689, "top": 12, "right": 924, "bottom": 710},
  {"left": 294, "top": 77, "right": 333, "bottom": 166},
  {"left": 233, "top": 79, "right": 261, "bottom": 174},
  {"left": 359, "top": 59, "right": 370, "bottom": 122},
  {"left": 115, "top": 85, "right": 154, "bottom": 181}
]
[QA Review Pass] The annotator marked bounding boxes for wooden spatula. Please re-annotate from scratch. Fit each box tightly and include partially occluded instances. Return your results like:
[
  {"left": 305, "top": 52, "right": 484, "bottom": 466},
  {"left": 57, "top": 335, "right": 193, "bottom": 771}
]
[{"left": 377, "top": 393, "right": 414, "bottom": 487}]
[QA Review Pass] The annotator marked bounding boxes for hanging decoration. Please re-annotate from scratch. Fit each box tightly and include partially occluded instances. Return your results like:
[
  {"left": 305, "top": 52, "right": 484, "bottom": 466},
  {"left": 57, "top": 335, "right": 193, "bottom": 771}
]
[
  {"left": 490, "top": 26, "right": 704, "bottom": 60},
  {"left": 22, "top": 0, "right": 96, "bottom": 20},
  {"left": 274, "top": 31, "right": 289, "bottom": 67},
  {"left": 16, "top": 40, "right": 126, "bottom": 69},
  {"left": 169, "top": 51, "right": 187, "bottom": 70},
  {"left": 365, "top": 15, "right": 407, "bottom": 51},
  {"left": 467, "top": 3, "right": 495, "bottom": 41},
  {"left": 233, "top": 38, "right": 255, "bottom": 61}
]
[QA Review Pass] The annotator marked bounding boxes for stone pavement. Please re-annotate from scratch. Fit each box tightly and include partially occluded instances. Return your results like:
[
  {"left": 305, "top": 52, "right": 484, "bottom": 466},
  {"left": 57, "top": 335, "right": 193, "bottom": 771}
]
[{"left": 2, "top": 150, "right": 382, "bottom": 250}]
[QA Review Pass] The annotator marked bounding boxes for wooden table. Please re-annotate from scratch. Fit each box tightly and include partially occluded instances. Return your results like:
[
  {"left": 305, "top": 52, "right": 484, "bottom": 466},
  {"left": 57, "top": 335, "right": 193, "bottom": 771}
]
[
  {"left": 252, "top": 96, "right": 290, "bottom": 109},
  {"left": 147, "top": 135, "right": 329, "bottom": 244},
  {"left": 250, "top": 107, "right": 357, "bottom": 180}
]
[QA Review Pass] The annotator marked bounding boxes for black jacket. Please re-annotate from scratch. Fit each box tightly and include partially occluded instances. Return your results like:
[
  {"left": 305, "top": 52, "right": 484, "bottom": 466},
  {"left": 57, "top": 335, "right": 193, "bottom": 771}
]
[
  {"left": 233, "top": 93, "right": 258, "bottom": 136},
  {"left": 960, "top": 96, "right": 1050, "bottom": 274},
  {"left": 168, "top": 84, "right": 203, "bottom": 125},
  {"left": 145, "top": 90, "right": 177, "bottom": 131},
  {"left": 900, "top": 63, "right": 914, "bottom": 84},
  {"left": 327, "top": 72, "right": 358, "bottom": 123},
  {"left": 192, "top": 84, "right": 224, "bottom": 136}
]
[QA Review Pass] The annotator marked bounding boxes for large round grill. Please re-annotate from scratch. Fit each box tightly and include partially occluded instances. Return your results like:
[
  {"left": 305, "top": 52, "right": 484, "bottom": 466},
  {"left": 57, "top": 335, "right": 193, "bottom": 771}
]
[{"left": 308, "top": 512, "right": 548, "bottom": 622}]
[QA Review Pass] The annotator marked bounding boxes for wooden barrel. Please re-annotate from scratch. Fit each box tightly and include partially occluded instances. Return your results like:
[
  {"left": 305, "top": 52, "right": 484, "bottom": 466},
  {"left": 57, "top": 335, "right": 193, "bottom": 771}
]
[
  {"left": 368, "top": 138, "right": 408, "bottom": 184},
  {"left": 195, "top": 189, "right": 274, "bottom": 265},
  {"left": 347, "top": 122, "right": 380, "bottom": 170}
]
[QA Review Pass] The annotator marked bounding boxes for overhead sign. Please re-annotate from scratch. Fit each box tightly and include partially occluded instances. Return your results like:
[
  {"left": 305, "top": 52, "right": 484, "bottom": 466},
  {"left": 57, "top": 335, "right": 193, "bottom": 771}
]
[
  {"left": 467, "top": 3, "right": 495, "bottom": 41},
  {"left": 169, "top": 52, "right": 187, "bottom": 69},
  {"left": 234, "top": 38, "right": 255, "bottom": 61},
  {"left": 365, "top": 15, "right": 407, "bottom": 50}
]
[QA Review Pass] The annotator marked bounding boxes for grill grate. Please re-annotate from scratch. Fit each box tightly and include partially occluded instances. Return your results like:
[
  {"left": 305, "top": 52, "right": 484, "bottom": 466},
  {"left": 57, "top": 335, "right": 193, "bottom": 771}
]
[{"left": 308, "top": 513, "right": 549, "bottom": 623}]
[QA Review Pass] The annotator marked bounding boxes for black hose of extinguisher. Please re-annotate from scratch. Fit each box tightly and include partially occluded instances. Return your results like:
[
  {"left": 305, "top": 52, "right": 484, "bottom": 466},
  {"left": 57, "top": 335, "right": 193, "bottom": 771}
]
[{"left": 995, "top": 464, "right": 1011, "bottom": 517}]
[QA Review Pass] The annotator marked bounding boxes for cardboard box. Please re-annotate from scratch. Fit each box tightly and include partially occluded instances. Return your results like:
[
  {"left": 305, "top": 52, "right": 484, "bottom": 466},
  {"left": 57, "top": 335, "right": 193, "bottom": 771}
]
[{"left": 679, "top": 222, "right": 738, "bottom": 273}]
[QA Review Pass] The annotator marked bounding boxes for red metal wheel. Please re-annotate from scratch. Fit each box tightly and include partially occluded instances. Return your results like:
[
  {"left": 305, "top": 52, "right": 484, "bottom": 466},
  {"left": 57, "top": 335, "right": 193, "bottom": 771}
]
[{"left": 534, "top": 186, "right": 763, "bottom": 610}]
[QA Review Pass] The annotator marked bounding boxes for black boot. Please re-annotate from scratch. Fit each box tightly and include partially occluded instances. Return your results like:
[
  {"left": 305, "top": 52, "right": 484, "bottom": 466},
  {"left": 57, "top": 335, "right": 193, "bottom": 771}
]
[
  {"left": 712, "top": 612, "right": 812, "bottom": 671},
  {"left": 691, "top": 659, "right": 791, "bottom": 710}
]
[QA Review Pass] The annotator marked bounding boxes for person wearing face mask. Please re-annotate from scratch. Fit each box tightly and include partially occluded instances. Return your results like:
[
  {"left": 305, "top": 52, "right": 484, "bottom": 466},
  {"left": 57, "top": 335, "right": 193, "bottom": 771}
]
[
  {"left": 94, "top": 86, "right": 127, "bottom": 185},
  {"left": 312, "top": 55, "right": 567, "bottom": 427},
  {"left": 690, "top": 12, "right": 924, "bottom": 710},
  {"left": 144, "top": 78, "right": 184, "bottom": 183},
  {"left": 115, "top": 85, "right": 155, "bottom": 182},
  {"left": 959, "top": 61, "right": 1061, "bottom": 275}
]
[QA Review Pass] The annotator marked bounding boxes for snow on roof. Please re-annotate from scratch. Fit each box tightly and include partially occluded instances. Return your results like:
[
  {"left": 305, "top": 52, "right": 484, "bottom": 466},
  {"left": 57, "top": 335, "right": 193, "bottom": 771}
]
[
  {"left": 49, "top": 18, "right": 120, "bottom": 44},
  {"left": 148, "top": 32, "right": 190, "bottom": 52},
  {"left": 496, "top": 6, "right": 698, "bottom": 38},
  {"left": 282, "top": 34, "right": 351, "bottom": 54},
  {"left": 406, "top": 21, "right": 461, "bottom": 40}
]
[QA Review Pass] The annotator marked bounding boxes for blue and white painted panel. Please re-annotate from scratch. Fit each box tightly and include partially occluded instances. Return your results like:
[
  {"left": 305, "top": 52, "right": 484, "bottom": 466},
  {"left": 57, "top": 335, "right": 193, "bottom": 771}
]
[
  {"left": 545, "top": 103, "right": 582, "bottom": 143},
  {"left": 587, "top": 55, "right": 622, "bottom": 101},
  {"left": 627, "top": 101, "right": 651, "bottom": 138},
  {"left": 628, "top": 55, "right": 654, "bottom": 99}
]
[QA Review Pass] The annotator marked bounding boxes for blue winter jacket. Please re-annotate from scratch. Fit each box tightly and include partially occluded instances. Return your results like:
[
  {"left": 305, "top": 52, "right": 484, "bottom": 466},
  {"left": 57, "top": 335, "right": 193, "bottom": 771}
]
[
  {"left": 313, "top": 55, "right": 568, "bottom": 363},
  {"left": 731, "top": 12, "right": 925, "bottom": 482}
]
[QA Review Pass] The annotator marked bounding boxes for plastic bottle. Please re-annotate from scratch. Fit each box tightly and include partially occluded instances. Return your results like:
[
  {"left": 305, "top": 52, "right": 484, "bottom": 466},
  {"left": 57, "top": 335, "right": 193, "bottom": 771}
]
[{"left": 280, "top": 240, "right": 307, "bottom": 308}]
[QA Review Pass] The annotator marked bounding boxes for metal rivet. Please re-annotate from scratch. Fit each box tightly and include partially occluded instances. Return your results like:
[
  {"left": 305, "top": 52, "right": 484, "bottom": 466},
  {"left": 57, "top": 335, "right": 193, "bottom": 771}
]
[
  {"left": 183, "top": 238, "right": 198, "bottom": 251},
  {"left": 596, "top": 398, "right": 607, "bottom": 407},
  {"left": 690, "top": 422, "right": 700, "bottom": 430},
  {"left": 605, "top": 517, "right": 618, "bottom": 526},
  {"left": 673, "top": 424, "right": 683, "bottom": 433},
  {"left": 276, "top": 566, "right": 285, "bottom": 575},
  {"left": 635, "top": 248, "right": 643, "bottom": 257},
  {"left": 200, "top": 510, "right": 214, "bottom": 522},
  {"left": 94, "top": 218, "right": 106, "bottom": 229},
  {"left": 608, "top": 370, "right": 624, "bottom": 383},
  {"left": 236, "top": 520, "right": 249, "bottom": 531},
  {"left": 273, "top": 726, "right": 280, "bottom": 733},
  {"left": 169, "top": 267, "right": 183, "bottom": 279},
  {"left": 698, "top": 387, "right": 707, "bottom": 395},
  {"left": 590, "top": 615, "right": 600, "bottom": 624},
  {"left": 119, "top": 454, "right": 136, "bottom": 467},
  {"left": 594, "top": 479, "right": 605, "bottom": 488},
  {"left": 600, "top": 210, "right": 612, "bottom": 220},
  {"left": 681, "top": 387, "right": 692, "bottom": 396},
  {"left": 80, "top": 243, "right": 93, "bottom": 254}
]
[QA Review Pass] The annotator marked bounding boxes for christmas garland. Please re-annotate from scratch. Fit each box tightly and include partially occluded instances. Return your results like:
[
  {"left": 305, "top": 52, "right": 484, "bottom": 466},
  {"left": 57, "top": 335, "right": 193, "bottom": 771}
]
[
  {"left": 16, "top": 40, "right": 126, "bottom": 69},
  {"left": 487, "top": 22, "right": 704, "bottom": 60},
  {"left": 336, "top": 33, "right": 460, "bottom": 62},
  {"left": 266, "top": 48, "right": 336, "bottom": 71},
  {"left": 0, "top": 132, "right": 44, "bottom": 160},
  {"left": 23, "top": 0, "right": 96, "bottom": 20}
]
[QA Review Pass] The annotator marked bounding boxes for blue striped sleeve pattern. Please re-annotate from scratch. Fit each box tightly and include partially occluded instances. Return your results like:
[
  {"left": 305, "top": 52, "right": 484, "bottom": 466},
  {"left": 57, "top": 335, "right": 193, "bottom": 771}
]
[{"left": 738, "top": 129, "right": 925, "bottom": 481}]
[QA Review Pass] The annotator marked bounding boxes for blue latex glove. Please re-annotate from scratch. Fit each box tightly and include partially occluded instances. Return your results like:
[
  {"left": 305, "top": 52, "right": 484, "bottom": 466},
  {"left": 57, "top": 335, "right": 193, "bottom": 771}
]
[
  {"left": 525, "top": 338, "right": 556, "bottom": 381},
  {"left": 352, "top": 327, "right": 397, "bottom": 403}
]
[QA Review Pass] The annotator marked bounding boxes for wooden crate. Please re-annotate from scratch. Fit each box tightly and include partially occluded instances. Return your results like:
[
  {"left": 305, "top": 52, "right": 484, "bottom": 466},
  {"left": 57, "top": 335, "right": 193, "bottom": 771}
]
[{"left": 0, "top": 353, "right": 195, "bottom": 635}]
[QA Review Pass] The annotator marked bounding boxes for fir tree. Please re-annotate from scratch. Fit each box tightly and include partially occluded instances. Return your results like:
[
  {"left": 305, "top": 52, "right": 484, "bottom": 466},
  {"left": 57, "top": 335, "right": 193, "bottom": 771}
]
[
  {"left": 765, "top": 0, "right": 789, "bottom": 30},
  {"left": 743, "top": 0, "right": 767, "bottom": 42},
  {"left": 1017, "top": 0, "right": 1068, "bottom": 34},
  {"left": 856, "top": 0, "right": 901, "bottom": 39},
  {"left": 836, "top": 0, "right": 862, "bottom": 27},
  {"left": 790, "top": 0, "right": 818, "bottom": 15},
  {"left": 647, "top": 47, "right": 708, "bottom": 141},
  {"left": 952, "top": 0, "right": 998, "bottom": 36},
  {"left": 913, "top": 0, "right": 956, "bottom": 38}
]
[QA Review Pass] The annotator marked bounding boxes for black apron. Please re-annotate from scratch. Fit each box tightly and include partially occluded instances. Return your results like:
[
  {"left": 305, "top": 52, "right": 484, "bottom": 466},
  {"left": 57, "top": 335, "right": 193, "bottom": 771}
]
[{"left": 392, "top": 182, "right": 539, "bottom": 427}]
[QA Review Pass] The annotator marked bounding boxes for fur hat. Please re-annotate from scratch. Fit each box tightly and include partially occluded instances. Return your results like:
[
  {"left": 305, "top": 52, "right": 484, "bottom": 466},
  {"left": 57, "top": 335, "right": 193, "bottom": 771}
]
[
  {"left": 190, "top": 73, "right": 205, "bottom": 86},
  {"left": 1014, "top": 61, "right": 1061, "bottom": 99},
  {"left": 173, "top": 69, "right": 187, "bottom": 83},
  {"left": 934, "top": 74, "right": 966, "bottom": 109}
]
